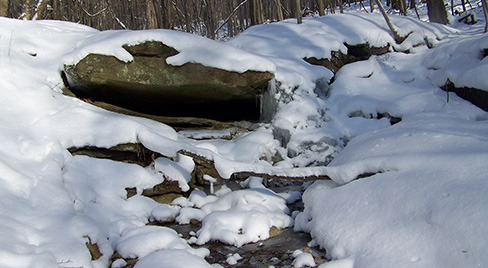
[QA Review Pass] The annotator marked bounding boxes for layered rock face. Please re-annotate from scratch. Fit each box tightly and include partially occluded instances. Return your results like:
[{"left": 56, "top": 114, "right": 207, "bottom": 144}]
[{"left": 63, "top": 41, "right": 273, "bottom": 122}]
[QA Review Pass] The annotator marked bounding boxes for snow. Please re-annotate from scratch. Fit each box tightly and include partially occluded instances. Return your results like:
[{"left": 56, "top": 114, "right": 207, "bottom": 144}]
[
  {"left": 225, "top": 253, "right": 243, "bottom": 265},
  {"left": 292, "top": 251, "right": 317, "bottom": 267},
  {"left": 1, "top": 4, "right": 488, "bottom": 268},
  {"left": 60, "top": 27, "right": 276, "bottom": 74},
  {"left": 115, "top": 225, "right": 209, "bottom": 259},
  {"left": 425, "top": 34, "right": 488, "bottom": 90},
  {"left": 189, "top": 186, "right": 292, "bottom": 247},
  {"left": 133, "top": 249, "right": 221, "bottom": 268}
]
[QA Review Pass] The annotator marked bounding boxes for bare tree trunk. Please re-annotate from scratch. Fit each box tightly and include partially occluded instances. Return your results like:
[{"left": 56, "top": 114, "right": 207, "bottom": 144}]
[
  {"left": 276, "top": 0, "right": 284, "bottom": 20},
  {"left": 20, "top": 0, "right": 32, "bottom": 19},
  {"left": 146, "top": 0, "right": 158, "bottom": 29},
  {"left": 399, "top": 0, "right": 407, "bottom": 15},
  {"left": 295, "top": 0, "right": 302, "bottom": 24},
  {"left": 374, "top": 0, "right": 406, "bottom": 43},
  {"left": 426, "top": 0, "right": 448, "bottom": 24},
  {"left": 482, "top": 0, "right": 488, "bottom": 32},
  {"left": 317, "top": 0, "right": 325, "bottom": 16},
  {"left": 0, "top": 0, "right": 8, "bottom": 16},
  {"left": 250, "top": 0, "right": 264, "bottom": 25},
  {"left": 370, "top": 0, "right": 375, "bottom": 12},
  {"left": 410, "top": 0, "right": 421, "bottom": 18},
  {"left": 33, "top": 0, "right": 49, "bottom": 20},
  {"left": 329, "top": 0, "right": 337, "bottom": 14}
]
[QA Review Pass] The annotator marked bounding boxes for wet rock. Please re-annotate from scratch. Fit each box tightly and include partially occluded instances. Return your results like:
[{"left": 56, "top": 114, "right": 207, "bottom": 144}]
[
  {"left": 63, "top": 41, "right": 273, "bottom": 122},
  {"left": 304, "top": 43, "right": 390, "bottom": 73}
]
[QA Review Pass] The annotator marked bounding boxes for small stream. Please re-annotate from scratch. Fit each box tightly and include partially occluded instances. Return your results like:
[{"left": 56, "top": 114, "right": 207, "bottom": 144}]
[{"left": 158, "top": 181, "right": 328, "bottom": 268}]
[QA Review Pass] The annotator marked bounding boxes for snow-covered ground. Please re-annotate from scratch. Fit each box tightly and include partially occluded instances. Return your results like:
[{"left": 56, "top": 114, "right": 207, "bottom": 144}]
[{"left": 0, "top": 2, "right": 487, "bottom": 267}]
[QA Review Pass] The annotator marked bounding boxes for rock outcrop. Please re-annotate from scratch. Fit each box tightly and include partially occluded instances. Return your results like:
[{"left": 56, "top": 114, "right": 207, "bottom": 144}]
[
  {"left": 304, "top": 43, "right": 390, "bottom": 73},
  {"left": 63, "top": 41, "right": 273, "bottom": 122}
]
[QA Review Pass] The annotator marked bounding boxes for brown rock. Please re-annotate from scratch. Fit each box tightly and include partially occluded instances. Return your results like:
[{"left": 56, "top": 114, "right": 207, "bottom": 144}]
[{"left": 63, "top": 41, "right": 273, "bottom": 122}]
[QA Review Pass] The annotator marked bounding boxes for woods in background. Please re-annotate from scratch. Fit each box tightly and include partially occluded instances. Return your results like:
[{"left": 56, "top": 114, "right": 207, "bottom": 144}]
[{"left": 0, "top": 0, "right": 479, "bottom": 38}]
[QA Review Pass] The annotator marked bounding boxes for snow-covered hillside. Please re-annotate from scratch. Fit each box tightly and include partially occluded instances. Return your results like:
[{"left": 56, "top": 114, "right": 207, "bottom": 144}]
[{"left": 0, "top": 5, "right": 487, "bottom": 268}]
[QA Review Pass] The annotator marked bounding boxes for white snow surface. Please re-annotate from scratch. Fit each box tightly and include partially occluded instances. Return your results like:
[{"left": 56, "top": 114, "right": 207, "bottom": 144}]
[
  {"left": 1, "top": 7, "right": 488, "bottom": 268},
  {"left": 292, "top": 251, "right": 317, "bottom": 267}
]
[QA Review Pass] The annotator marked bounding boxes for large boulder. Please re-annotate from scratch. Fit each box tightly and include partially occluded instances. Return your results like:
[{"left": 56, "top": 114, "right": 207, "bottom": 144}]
[{"left": 63, "top": 41, "right": 273, "bottom": 122}]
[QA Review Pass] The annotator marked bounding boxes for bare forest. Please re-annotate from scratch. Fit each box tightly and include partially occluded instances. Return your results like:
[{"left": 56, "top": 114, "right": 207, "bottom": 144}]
[{"left": 1, "top": 0, "right": 459, "bottom": 39}]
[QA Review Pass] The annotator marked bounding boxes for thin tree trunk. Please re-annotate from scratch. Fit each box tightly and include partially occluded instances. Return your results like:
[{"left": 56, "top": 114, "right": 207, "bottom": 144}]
[
  {"left": 295, "top": 0, "right": 302, "bottom": 24},
  {"left": 250, "top": 0, "right": 264, "bottom": 25},
  {"left": 146, "top": 0, "right": 158, "bottom": 29},
  {"left": 374, "top": 0, "right": 406, "bottom": 44},
  {"left": 20, "top": 0, "right": 32, "bottom": 19},
  {"left": 215, "top": 0, "right": 248, "bottom": 34},
  {"left": 370, "top": 0, "right": 375, "bottom": 12},
  {"left": 276, "top": 0, "right": 284, "bottom": 20},
  {"left": 482, "top": 0, "right": 488, "bottom": 32},
  {"left": 426, "top": 0, "right": 448, "bottom": 24},
  {"left": 318, "top": 0, "right": 325, "bottom": 16},
  {"left": 399, "top": 0, "right": 407, "bottom": 15},
  {"left": 411, "top": 0, "right": 421, "bottom": 18},
  {"left": 32, "top": 0, "right": 48, "bottom": 20},
  {"left": 0, "top": 0, "right": 7, "bottom": 17}
]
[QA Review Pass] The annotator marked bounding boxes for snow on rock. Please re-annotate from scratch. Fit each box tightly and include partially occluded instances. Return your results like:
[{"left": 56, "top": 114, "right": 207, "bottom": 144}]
[
  {"left": 173, "top": 186, "right": 293, "bottom": 247},
  {"left": 295, "top": 114, "right": 488, "bottom": 267},
  {"left": 115, "top": 225, "right": 208, "bottom": 259},
  {"left": 226, "top": 253, "right": 243, "bottom": 265},
  {"left": 151, "top": 155, "right": 194, "bottom": 192},
  {"left": 61, "top": 27, "right": 275, "bottom": 74},
  {"left": 227, "top": 13, "right": 454, "bottom": 88},
  {"left": 318, "top": 258, "right": 354, "bottom": 268},
  {"left": 292, "top": 251, "right": 317, "bottom": 267},
  {"left": 150, "top": 204, "right": 179, "bottom": 222},
  {"left": 424, "top": 33, "right": 488, "bottom": 91},
  {"left": 133, "top": 249, "right": 222, "bottom": 268},
  {"left": 171, "top": 181, "right": 294, "bottom": 247}
]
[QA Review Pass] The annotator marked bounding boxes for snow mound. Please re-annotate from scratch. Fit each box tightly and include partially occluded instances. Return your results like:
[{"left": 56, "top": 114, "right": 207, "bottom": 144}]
[
  {"left": 295, "top": 114, "right": 488, "bottom": 267},
  {"left": 425, "top": 33, "right": 488, "bottom": 91},
  {"left": 174, "top": 183, "right": 293, "bottom": 247},
  {"left": 133, "top": 249, "right": 221, "bottom": 268},
  {"left": 115, "top": 226, "right": 208, "bottom": 259}
]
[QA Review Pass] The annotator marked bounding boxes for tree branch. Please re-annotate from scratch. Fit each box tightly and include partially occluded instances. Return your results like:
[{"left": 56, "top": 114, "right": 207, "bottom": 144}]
[{"left": 215, "top": 0, "right": 249, "bottom": 34}]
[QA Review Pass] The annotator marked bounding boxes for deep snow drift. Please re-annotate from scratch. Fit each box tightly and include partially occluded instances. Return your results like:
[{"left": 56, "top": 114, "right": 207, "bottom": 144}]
[{"left": 0, "top": 6, "right": 487, "bottom": 268}]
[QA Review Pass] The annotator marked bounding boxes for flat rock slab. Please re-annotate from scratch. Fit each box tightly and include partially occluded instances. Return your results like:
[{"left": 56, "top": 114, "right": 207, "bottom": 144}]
[{"left": 63, "top": 41, "right": 273, "bottom": 122}]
